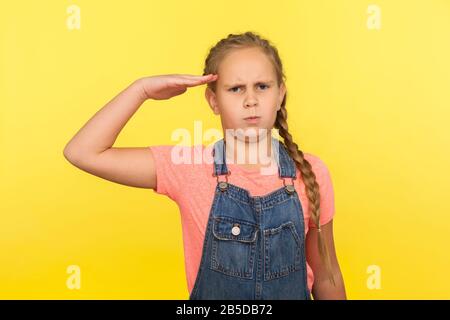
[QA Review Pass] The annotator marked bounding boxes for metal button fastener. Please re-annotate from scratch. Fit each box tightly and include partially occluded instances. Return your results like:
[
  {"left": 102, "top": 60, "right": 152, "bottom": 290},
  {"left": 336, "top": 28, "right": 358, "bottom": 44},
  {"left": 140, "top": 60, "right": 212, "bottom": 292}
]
[
  {"left": 231, "top": 224, "right": 241, "bottom": 236},
  {"left": 218, "top": 181, "right": 228, "bottom": 191},
  {"left": 285, "top": 184, "right": 295, "bottom": 194}
]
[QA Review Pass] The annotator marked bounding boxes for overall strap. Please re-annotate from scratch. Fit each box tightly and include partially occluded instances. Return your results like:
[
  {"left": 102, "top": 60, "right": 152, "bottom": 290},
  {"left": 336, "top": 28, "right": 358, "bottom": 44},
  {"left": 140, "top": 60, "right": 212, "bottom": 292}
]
[
  {"left": 272, "top": 137, "right": 297, "bottom": 179},
  {"left": 212, "top": 138, "right": 228, "bottom": 176},
  {"left": 212, "top": 137, "right": 297, "bottom": 179}
]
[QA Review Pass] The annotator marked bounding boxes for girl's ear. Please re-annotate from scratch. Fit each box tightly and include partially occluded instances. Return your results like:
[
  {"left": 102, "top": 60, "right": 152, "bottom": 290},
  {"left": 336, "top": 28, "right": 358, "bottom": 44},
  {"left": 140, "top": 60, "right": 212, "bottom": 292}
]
[
  {"left": 278, "top": 83, "right": 286, "bottom": 110},
  {"left": 205, "top": 87, "right": 220, "bottom": 115}
]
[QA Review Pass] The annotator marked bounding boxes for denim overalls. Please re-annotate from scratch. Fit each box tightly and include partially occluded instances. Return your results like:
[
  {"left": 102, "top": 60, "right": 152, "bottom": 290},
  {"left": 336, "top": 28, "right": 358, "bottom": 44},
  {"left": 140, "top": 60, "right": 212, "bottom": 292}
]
[{"left": 189, "top": 137, "right": 311, "bottom": 300}]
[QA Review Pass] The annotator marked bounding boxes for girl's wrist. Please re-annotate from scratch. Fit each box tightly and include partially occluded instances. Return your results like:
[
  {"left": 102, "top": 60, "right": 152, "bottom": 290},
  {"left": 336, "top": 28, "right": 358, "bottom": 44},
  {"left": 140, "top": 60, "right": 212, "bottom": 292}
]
[{"left": 133, "top": 77, "right": 152, "bottom": 102}]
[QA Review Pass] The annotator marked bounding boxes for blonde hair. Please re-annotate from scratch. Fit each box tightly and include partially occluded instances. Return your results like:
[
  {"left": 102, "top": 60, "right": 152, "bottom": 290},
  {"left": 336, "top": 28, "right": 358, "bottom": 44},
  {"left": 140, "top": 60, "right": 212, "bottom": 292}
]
[{"left": 203, "top": 31, "right": 335, "bottom": 286}]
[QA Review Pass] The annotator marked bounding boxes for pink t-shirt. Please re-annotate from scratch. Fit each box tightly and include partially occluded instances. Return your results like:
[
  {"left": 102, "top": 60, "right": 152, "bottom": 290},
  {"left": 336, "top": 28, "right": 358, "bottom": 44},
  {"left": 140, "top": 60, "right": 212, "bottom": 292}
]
[{"left": 149, "top": 143, "right": 335, "bottom": 295}]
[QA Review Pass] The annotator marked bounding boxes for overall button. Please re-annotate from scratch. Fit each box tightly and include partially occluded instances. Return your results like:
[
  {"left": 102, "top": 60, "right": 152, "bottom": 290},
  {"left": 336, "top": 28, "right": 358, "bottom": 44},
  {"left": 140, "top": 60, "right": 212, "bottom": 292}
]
[
  {"left": 231, "top": 224, "right": 241, "bottom": 236},
  {"left": 218, "top": 181, "right": 228, "bottom": 191},
  {"left": 285, "top": 185, "right": 295, "bottom": 194}
]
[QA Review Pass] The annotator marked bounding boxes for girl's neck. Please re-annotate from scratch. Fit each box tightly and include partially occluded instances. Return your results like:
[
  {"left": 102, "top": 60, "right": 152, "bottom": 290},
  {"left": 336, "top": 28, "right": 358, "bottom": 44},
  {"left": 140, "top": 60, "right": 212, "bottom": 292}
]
[{"left": 224, "top": 134, "right": 275, "bottom": 169}]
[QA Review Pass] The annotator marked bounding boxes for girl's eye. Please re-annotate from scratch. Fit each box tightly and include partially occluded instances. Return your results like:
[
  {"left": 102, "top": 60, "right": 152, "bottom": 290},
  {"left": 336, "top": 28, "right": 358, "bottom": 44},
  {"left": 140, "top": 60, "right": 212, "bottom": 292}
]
[{"left": 229, "top": 84, "right": 269, "bottom": 92}]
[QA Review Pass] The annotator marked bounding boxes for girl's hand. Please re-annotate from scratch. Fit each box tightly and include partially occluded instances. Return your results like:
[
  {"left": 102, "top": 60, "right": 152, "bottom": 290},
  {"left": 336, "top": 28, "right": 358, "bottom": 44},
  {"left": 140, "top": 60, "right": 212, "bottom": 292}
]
[{"left": 138, "top": 73, "right": 218, "bottom": 100}]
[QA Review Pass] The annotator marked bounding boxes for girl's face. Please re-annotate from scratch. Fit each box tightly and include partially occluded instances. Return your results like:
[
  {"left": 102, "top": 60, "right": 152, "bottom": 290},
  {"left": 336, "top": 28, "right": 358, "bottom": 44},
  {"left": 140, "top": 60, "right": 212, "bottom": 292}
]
[{"left": 205, "top": 47, "right": 286, "bottom": 141}]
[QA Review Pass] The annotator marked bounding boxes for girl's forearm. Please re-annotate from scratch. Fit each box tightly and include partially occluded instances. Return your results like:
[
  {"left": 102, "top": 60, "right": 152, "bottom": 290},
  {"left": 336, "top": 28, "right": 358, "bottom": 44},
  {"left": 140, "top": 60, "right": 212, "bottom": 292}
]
[
  {"left": 311, "top": 270, "right": 347, "bottom": 300},
  {"left": 64, "top": 79, "right": 147, "bottom": 158}
]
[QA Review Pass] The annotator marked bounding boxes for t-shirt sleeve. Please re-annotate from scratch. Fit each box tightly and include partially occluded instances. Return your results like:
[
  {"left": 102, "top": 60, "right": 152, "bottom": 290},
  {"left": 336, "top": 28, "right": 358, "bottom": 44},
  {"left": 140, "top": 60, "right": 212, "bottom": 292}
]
[
  {"left": 148, "top": 144, "right": 205, "bottom": 202},
  {"left": 148, "top": 145, "right": 184, "bottom": 201},
  {"left": 307, "top": 156, "right": 336, "bottom": 228}
]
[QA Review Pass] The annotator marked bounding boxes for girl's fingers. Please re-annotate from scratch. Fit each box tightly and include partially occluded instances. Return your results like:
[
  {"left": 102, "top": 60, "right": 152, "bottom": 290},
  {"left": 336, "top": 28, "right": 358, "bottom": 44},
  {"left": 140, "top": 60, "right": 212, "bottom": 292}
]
[
  {"left": 182, "top": 79, "right": 212, "bottom": 88},
  {"left": 173, "top": 75, "right": 217, "bottom": 87},
  {"left": 178, "top": 74, "right": 217, "bottom": 81},
  {"left": 180, "top": 73, "right": 214, "bottom": 77}
]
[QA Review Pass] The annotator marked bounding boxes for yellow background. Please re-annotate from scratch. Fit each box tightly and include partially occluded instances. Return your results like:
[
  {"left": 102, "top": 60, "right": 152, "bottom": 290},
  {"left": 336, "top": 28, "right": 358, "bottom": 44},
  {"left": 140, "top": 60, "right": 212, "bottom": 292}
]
[{"left": 1, "top": 0, "right": 449, "bottom": 299}]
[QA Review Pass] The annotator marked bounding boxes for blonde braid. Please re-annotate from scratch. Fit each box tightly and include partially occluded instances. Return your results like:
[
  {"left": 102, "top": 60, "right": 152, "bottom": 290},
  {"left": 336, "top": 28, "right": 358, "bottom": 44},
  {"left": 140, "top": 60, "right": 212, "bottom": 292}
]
[{"left": 275, "top": 103, "right": 336, "bottom": 286}]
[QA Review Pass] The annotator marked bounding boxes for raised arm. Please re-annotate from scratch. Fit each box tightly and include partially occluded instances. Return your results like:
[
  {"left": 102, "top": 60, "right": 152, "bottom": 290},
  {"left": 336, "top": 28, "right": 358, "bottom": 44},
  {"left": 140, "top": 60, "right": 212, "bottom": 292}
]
[{"left": 63, "top": 74, "right": 218, "bottom": 189}]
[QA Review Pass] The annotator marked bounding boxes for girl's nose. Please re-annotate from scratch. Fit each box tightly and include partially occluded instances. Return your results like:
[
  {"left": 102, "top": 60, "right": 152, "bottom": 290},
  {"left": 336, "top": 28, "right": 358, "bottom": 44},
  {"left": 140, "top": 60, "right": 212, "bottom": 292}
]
[{"left": 244, "top": 96, "right": 258, "bottom": 108}]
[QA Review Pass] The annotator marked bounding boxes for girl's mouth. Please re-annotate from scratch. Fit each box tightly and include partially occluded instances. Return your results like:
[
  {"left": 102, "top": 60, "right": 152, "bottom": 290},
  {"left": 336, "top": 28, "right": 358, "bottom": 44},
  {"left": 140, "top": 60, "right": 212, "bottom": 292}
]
[{"left": 244, "top": 116, "right": 261, "bottom": 124}]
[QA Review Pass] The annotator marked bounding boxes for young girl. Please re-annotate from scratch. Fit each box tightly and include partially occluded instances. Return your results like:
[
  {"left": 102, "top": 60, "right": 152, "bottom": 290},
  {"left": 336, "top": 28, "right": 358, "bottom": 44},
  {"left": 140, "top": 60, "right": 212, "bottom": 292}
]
[{"left": 63, "top": 31, "right": 346, "bottom": 300}]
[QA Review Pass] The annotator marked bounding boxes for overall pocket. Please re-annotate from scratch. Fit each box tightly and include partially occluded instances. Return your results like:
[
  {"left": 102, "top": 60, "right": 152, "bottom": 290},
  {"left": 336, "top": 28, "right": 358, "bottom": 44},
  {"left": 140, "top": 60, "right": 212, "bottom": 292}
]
[
  {"left": 263, "top": 221, "right": 304, "bottom": 281},
  {"left": 210, "top": 216, "right": 258, "bottom": 279}
]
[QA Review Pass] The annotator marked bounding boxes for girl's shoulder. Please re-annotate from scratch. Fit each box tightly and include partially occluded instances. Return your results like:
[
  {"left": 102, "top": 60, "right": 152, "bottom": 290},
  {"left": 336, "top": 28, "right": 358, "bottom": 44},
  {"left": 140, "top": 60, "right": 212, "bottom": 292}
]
[
  {"left": 303, "top": 152, "right": 328, "bottom": 167},
  {"left": 302, "top": 152, "right": 333, "bottom": 180},
  {"left": 148, "top": 144, "right": 213, "bottom": 200}
]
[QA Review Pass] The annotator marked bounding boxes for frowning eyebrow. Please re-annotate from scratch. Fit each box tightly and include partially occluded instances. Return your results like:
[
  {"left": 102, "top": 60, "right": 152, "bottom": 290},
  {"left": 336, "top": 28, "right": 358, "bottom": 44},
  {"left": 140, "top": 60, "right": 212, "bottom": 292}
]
[{"left": 223, "top": 80, "right": 275, "bottom": 88}]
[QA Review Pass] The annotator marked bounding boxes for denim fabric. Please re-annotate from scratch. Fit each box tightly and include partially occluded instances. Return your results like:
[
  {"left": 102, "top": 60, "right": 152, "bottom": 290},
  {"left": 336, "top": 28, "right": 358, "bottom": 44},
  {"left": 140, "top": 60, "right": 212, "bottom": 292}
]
[{"left": 189, "top": 137, "right": 311, "bottom": 300}]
